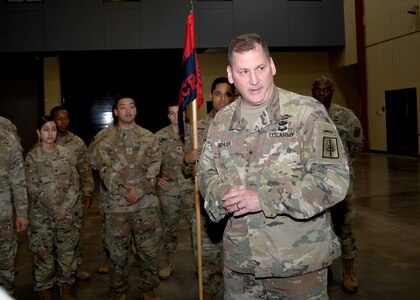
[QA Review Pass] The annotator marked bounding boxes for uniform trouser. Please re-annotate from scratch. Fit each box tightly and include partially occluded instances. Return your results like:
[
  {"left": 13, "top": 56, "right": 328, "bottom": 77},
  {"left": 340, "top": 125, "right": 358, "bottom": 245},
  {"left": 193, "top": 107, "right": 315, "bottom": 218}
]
[
  {"left": 224, "top": 267, "right": 328, "bottom": 300},
  {"left": 105, "top": 208, "right": 161, "bottom": 292},
  {"left": 0, "top": 220, "right": 17, "bottom": 295},
  {"left": 331, "top": 193, "right": 358, "bottom": 259},
  {"left": 159, "top": 192, "right": 194, "bottom": 255},
  {"left": 73, "top": 196, "right": 84, "bottom": 266},
  {"left": 191, "top": 206, "right": 227, "bottom": 295},
  {"left": 28, "top": 210, "right": 79, "bottom": 291},
  {"left": 100, "top": 212, "right": 135, "bottom": 259}
]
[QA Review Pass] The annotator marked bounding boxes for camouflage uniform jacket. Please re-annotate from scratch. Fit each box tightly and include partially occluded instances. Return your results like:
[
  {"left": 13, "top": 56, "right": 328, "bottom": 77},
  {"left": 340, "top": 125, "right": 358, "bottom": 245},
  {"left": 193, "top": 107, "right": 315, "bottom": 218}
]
[
  {"left": 0, "top": 116, "right": 20, "bottom": 142},
  {"left": 88, "top": 125, "right": 115, "bottom": 170},
  {"left": 155, "top": 124, "right": 193, "bottom": 196},
  {"left": 25, "top": 143, "right": 80, "bottom": 218},
  {"left": 56, "top": 131, "right": 94, "bottom": 197},
  {"left": 182, "top": 111, "right": 216, "bottom": 176},
  {"left": 0, "top": 128, "right": 28, "bottom": 221},
  {"left": 328, "top": 103, "right": 365, "bottom": 194},
  {"left": 95, "top": 125, "right": 161, "bottom": 213},
  {"left": 197, "top": 87, "right": 350, "bottom": 278}
]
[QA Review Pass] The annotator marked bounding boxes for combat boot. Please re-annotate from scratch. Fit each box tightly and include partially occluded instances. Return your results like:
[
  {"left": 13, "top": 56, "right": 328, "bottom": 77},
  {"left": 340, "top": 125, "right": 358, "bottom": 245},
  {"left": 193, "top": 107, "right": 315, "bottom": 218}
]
[
  {"left": 343, "top": 258, "right": 358, "bottom": 293},
  {"left": 111, "top": 291, "right": 126, "bottom": 300},
  {"left": 158, "top": 253, "right": 174, "bottom": 280},
  {"left": 76, "top": 265, "right": 91, "bottom": 280},
  {"left": 38, "top": 288, "right": 53, "bottom": 300},
  {"left": 143, "top": 290, "right": 160, "bottom": 300},
  {"left": 60, "top": 283, "right": 74, "bottom": 300},
  {"left": 97, "top": 256, "right": 110, "bottom": 274}
]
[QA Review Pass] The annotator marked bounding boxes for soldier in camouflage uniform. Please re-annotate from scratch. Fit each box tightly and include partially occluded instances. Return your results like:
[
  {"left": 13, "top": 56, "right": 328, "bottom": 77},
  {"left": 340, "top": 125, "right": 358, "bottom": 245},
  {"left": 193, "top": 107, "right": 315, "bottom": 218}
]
[
  {"left": 94, "top": 96, "right": 162, "bottom": 300},
  {"left": 197, "top": 33, "right": 350, "bottom": 299},
  {"left": 183, "top": 77, "right": 235, "bottom": 299},
  {"left": 0, "top": 116, "right": 20, "bottom": 140},
  {"left": 25, "top": 116, "right": 80, "bottom": 300},
  {"left": 0, "top": 117, "right": 29, "bottom": 297},
  {"left": 50, "top": 106, "right": 95, "bottom": 281},
  {"left": 312, "top": 76, "right": 365, "bottom": 293},
  {"left": 155, "top": 103, "right": 195, "bottom": 280},
  {"left": 88, "top": 124, "right": 114, "bottom": 275}
]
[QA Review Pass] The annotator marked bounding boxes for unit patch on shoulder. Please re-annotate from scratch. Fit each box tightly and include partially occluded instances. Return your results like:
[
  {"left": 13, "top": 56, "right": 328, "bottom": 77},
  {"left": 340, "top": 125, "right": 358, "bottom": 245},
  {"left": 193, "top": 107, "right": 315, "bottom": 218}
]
[{"left": 322, "top": 137, "right": 339, "bottom": 159}]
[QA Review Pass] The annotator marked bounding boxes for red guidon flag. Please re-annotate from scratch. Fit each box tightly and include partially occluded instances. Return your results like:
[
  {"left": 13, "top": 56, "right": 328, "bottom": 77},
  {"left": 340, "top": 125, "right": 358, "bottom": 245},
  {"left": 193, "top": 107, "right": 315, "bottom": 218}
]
[{"left": 178, "top": 12, "right": 203, "bottom": 113}]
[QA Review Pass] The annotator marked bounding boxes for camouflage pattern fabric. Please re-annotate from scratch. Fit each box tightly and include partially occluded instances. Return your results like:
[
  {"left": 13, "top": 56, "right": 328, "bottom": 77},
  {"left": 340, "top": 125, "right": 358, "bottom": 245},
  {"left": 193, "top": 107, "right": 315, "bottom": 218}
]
[
  {"left": 155, "top": 124, "right": 194, "bottom": 254},
  {"left": 28, "top": 206, "right": 79, "bottom": 291},
  {"left": 56, "top": 131, "right": 94, "bottom": 264},
  {"left": 88, "top": 125, "right": 115, "bottom": 172},
  {"left": 184, "top": 111, "right": 226, "bottom": 295},
  {"left": 94, "top": 125, "right": 161, "bottom": 213},
  {"left": 25, "top": 143, "right": 80, "bottom": 291},
  {"left": 94, "top": 125, "right": 162, "bottom": 292},
  {"left": 56, "top": 131, "right": 94, "bottom": 200},
  {"left": 223, "top": 266, "right": 328, "bottom": 300},
  {"left": 197, "top": 87, "right": 350, "bottom": 278},
  {"left": 105, "top": 208, "right": 161, "bottom": 292},
  {"left": 0, "top": 124, "right": 28, "bottom": 295},
  {"left": 0, "top": 116, "right": 20, "bottom": 142},
  {"left": 25, "top": 144, "right": 80, "bottom": 218},
  {"left": 88, "top": 125, "right": 115, "bottom": 257},
  {"left": 327, "top": 103, "right": 364, "bottom": 260},
  {"left": 0, "top": 221, "right": 16, "bottom": 295},
  {"left": 0, "top": 128, "right": 27, "bottom": 221},
  {"left": 327, "top": 103, "right": 364, "bottom": 194}
]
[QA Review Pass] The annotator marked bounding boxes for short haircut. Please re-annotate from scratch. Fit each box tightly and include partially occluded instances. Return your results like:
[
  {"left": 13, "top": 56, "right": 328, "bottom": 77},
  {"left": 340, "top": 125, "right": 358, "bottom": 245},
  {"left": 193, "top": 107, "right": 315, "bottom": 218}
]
[
  {"left": 312, "top": 75, "right": 333, "bottom": 88},
  {"left": 211, "top": 77, "right": 235, "bottom": 95},
  {"left": 113, "top": 94, "right": 137, "bottom": 109},
  {"left": 50, "top": 105, "right": 69, "bottom": 118},
  {"left": 227, "top": 33, "right": 270, "bottom": 67}
]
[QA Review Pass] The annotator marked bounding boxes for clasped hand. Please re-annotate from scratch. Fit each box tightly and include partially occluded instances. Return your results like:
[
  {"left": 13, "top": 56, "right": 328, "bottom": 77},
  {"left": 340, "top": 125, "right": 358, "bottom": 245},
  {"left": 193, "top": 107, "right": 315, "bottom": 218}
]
[
  {"left": 125, "top": 184, "right": 140, "bottom": 203},
  {"left": 222, "top": 185, "right": 262, "bottom": 217}
]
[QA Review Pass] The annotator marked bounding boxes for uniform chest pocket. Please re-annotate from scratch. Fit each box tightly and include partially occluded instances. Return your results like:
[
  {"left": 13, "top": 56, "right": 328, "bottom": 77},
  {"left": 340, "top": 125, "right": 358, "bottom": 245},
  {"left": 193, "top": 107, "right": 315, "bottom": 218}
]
[{"left": 51, "top": 159, "right": 72, "bottom": 180}]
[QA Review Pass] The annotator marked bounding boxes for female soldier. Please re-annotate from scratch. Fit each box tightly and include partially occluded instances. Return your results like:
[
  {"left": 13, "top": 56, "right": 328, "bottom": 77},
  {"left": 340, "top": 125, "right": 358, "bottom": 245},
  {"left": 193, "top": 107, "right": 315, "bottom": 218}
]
[{"left": 25, "top": 116, "right": 80, "bottom": 300}]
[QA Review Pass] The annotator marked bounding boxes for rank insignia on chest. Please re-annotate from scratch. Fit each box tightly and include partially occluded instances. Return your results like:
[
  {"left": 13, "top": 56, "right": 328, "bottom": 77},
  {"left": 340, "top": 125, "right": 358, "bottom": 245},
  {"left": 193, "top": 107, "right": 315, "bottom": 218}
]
[{"left": 322, "top": 137, "right": 339, "bottom": 158}]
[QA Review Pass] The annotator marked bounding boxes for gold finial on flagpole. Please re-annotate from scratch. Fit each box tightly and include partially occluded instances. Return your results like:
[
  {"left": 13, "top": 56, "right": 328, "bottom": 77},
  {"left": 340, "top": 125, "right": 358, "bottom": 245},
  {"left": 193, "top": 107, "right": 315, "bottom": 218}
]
[{"left": 190, "top": 0, "right": 193, "bottom": 13}]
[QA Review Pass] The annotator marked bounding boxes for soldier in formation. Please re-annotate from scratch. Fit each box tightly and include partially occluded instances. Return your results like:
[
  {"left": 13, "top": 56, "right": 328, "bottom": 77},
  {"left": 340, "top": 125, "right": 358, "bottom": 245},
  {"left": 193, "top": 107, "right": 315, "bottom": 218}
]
[{"left": 312, "top": 75, "right": 365, "bottom": 293}]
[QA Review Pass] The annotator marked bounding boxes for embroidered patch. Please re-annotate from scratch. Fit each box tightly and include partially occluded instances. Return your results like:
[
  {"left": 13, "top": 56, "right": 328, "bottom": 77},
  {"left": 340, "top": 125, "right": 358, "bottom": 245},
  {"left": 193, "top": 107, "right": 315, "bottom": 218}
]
[
  {"left": 217, "top": 141, "right": 231, "bottom": 148},
  {"left": 322, "top": 137, "right": 339, "bottom": 158}
]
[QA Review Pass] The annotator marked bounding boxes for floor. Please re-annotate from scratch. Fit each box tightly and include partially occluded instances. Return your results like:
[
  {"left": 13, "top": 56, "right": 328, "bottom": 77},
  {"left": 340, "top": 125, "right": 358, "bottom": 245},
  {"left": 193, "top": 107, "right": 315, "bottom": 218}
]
[{"left": 11, "top": 152, "right": 420, "bottom": 300}]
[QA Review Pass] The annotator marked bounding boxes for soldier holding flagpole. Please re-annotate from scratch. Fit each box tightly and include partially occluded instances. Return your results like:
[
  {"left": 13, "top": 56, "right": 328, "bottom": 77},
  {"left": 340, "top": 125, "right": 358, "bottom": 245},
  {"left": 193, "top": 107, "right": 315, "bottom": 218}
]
[
  {"left": 183, "top": 77, "right": 235, "bottom": 300},
  {"left": 177, "top": 2, "right": 205, "bottom": 299}
]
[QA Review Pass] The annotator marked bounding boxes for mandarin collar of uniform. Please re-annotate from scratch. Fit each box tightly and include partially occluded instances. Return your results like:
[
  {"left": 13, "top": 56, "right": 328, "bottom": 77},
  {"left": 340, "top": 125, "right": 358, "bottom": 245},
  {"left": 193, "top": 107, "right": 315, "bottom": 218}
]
[
  {"left": 229, "top": 86, "right": 279, "bottom": 131},
  {"left": 56, "top": 131, "right": 72, "bottom": 143},
  {"left": 34, "top": 142, "right": 57, "bottom": 156},
  {"left": 115, "top": 125, "right": 139, "bottom": 137}
]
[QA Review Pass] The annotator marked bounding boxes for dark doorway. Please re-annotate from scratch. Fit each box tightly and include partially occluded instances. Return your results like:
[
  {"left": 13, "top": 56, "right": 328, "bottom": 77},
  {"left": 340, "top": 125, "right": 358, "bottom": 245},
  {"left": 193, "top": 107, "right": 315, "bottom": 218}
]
[
  {"left": 0, "top": 53, "right": 43, "bottom": 154},
  {"left": 385, "top": 88, "right": 418, "bottom": 157}
]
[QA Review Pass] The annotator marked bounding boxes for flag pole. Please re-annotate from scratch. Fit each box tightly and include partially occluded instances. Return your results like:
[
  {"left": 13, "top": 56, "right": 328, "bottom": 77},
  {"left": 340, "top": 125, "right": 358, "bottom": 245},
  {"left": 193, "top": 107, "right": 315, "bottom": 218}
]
[
  {"left": 180, "top": 3, "right": 203, "bottom": 298},
  {"left": 192, "top": 97, "right": 203, "bottom": 300},
  {"left": 188, "top": 2, "right": 203, "bottom": 299}
]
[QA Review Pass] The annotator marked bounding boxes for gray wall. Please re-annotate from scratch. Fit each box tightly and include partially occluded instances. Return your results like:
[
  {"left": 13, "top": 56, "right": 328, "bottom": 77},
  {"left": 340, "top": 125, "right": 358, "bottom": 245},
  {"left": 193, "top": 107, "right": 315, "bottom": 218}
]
[{"left": 0, "top": 0, "right": 344, "bottom": 52}]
